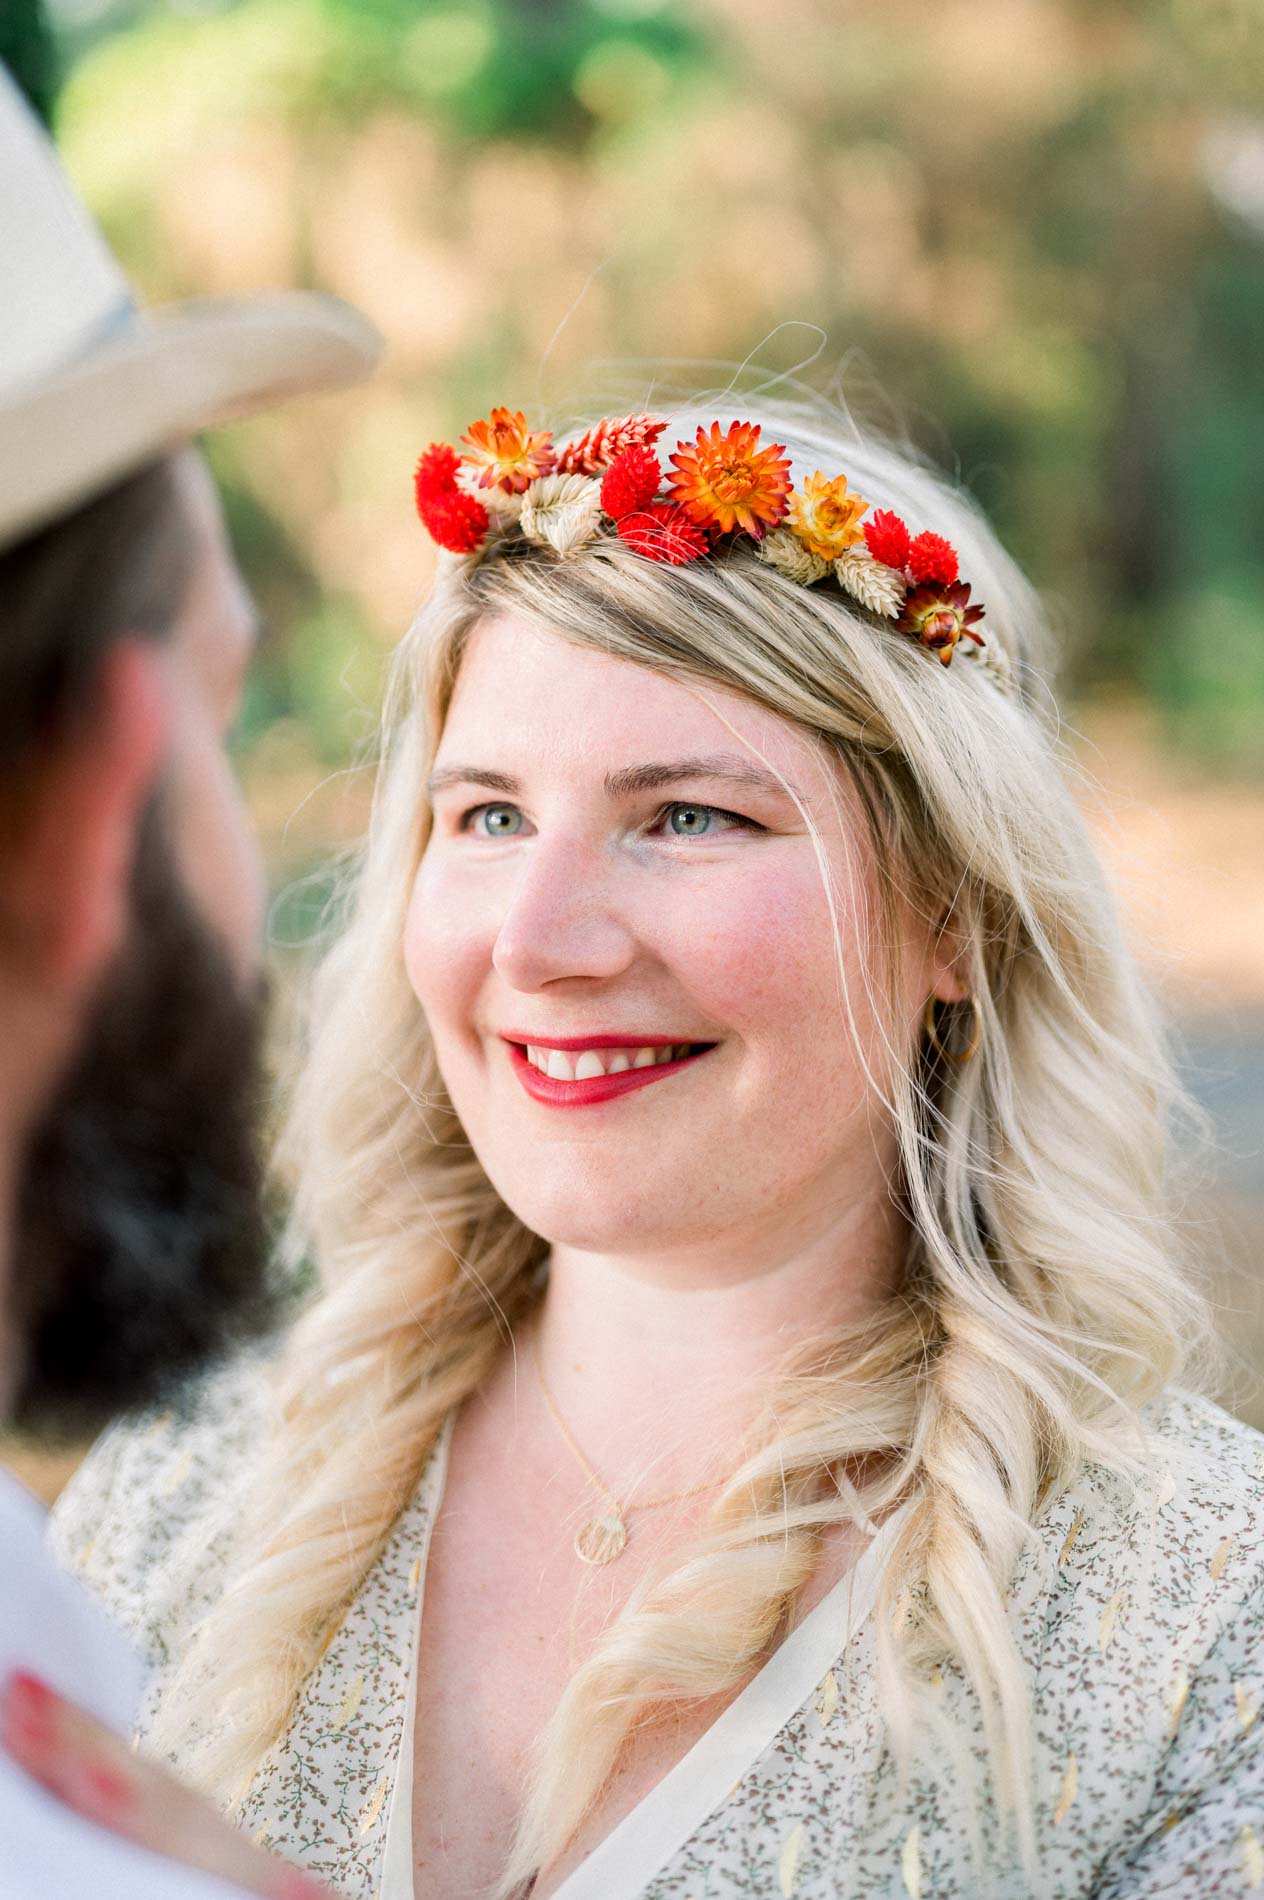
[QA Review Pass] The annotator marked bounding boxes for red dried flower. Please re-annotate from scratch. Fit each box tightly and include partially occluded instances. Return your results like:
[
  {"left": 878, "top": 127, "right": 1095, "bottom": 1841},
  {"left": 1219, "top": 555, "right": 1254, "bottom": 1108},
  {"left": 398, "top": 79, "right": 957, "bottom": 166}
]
[
  {"left": 894, "top": 581, "right": 986, "bottom": 665},
  {"left": 557, "top": 414, "right": 668, "bottom": 475},
  {"left": 417, "top": 489, "right": 489, "bottom": 554},
  {"left": 863, "top": 509, "right": 911, "bottom": 570},
  {"left": 423, "top": 491, "right": 490, "bottom": 554},
  {"left": 600, "top": 445, "right": 663, "bottom": 520},
  {"left": 414, "top": 440, "right": 490, "bottom": 551},
  {"left": 907, "top": 531, "right": 960, "bottom": 586},
  {"left": 414, "top": 442, "right": 461, "bottom": 510},
  {"left": 616, "top": 501, "right": 709, "bottom": 565}
]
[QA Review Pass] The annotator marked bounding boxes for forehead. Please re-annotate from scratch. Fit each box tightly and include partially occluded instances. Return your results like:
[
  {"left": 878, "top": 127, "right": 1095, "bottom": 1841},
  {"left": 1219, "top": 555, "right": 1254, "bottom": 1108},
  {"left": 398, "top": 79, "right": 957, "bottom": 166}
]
[{"left": 438, "top": 612, "right": 833, "bottom": 794}]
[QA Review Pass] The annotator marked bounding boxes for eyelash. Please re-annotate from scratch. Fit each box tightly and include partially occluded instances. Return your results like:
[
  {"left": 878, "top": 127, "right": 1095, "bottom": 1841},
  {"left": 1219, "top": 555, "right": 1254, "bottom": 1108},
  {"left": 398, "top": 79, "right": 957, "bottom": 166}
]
[{"left": 455, "top": 800, "right": 762, "bottom": 841}]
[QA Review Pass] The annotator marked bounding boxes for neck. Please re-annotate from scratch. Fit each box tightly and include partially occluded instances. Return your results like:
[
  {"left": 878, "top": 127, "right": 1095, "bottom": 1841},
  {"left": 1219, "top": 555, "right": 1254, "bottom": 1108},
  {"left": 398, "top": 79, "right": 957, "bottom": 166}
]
[{"left": 527, "top": 1184, "right": 905, "bottom": 1504}]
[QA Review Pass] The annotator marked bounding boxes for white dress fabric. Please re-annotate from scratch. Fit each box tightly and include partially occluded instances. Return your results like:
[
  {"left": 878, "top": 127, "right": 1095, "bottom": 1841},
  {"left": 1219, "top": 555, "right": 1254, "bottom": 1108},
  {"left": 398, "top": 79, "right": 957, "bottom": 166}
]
[
  {"left": 0, "top": 1462, "right": 248, "bottom": 1900},
  {"left": 46, "top": 1359, "right": 1264, "bottom": 1900}
]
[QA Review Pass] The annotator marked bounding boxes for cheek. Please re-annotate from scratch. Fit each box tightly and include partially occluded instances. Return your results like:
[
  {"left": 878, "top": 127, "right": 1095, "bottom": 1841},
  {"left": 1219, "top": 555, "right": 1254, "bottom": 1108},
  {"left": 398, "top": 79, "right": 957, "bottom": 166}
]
[
  {"left": 677, "top": 864, "right": 867, "bottom": 1055},
  {"left": 402, "top": 850, "right": 484, "bottom": 1018}
]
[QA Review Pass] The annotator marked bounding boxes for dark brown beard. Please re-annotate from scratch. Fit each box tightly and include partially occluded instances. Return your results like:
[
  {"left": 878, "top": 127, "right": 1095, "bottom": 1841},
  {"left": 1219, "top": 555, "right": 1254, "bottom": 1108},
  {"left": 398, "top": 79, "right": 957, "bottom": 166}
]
[{"left": 6, "top": 799, "right": 284, "bottom": 1444}]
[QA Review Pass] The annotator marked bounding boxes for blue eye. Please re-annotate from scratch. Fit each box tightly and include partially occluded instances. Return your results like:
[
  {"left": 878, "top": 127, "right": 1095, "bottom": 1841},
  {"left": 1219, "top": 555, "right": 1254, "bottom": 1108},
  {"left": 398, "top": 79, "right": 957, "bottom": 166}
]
[
  {"left": 455, "top": 801, "right": 759, "bottom": 840},
  {"left": 465, "top": 803, "right": 524, "bottom": 837},
  {"left": 668, "top": 803, "right": 721, "bottom": 836},
  {"left": 663, "top": 802, "right": 760, "bottom": 838}
]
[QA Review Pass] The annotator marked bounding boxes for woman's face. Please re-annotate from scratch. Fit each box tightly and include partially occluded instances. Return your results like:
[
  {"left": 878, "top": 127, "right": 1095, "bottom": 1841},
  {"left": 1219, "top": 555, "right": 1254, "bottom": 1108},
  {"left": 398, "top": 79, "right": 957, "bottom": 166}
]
[{"left": 405, "top": 612, "right": 955, "bottom": 1273}]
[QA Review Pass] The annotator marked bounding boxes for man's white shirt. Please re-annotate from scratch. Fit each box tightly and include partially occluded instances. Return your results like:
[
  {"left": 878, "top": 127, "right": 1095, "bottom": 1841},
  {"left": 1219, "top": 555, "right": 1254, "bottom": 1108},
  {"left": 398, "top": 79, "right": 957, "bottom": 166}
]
[{"left": 0, "top": 1463, "right": 249, "bottom": 1899}]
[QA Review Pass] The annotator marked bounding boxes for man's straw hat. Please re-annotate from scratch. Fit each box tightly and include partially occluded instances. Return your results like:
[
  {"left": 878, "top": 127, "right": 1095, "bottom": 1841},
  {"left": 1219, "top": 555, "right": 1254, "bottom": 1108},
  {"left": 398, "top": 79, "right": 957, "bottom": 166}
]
[{"left": 0, "top": 64, "right": 380, "bottom": 553}]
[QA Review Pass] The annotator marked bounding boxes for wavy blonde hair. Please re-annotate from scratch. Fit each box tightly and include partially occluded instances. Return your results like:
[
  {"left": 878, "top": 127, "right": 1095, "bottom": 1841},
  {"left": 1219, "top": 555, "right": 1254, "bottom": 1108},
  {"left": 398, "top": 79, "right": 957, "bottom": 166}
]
[{"left": 148, "top": 383, "right": 1226, "bottom": 1892}]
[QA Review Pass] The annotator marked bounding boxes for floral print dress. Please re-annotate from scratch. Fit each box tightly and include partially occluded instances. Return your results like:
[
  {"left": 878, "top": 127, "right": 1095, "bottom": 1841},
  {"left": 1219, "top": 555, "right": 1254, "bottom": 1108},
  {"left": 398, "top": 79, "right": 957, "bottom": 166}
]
[{"left": 48, "top": 1358, "right": 1264, "bottom": 1899}]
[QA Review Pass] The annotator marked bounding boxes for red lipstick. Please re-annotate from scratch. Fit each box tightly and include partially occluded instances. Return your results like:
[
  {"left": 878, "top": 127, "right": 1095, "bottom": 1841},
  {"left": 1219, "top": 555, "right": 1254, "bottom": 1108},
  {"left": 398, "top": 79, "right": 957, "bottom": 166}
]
[
  {"left": 499, "top": 1031, "right": 703, "bottom": 1050},
  {"left": 504, "top": 1039, "right": 715, "bottom": 1108}
]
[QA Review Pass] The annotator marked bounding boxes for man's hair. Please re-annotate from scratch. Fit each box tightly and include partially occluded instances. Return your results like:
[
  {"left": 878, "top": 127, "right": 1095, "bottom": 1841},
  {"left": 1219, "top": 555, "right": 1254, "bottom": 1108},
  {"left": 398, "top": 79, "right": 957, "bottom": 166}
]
[{"left": 0, "top": 459, "right": 192, "bottom": 764}]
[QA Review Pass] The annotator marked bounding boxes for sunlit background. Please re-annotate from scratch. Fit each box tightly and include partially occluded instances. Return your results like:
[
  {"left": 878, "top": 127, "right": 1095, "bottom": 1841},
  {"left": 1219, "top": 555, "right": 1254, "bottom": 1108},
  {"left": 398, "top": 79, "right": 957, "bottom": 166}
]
[{"left": 2, "top": 0, "right": 1261, "bottom": 1489}]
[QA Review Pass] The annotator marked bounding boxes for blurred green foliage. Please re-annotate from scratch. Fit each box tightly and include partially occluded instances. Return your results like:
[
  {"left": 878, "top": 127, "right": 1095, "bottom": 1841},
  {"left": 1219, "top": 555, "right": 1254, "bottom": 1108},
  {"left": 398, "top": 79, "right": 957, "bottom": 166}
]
[
  {"left": 316, "top": 0, "right": 705, "bottom": 142},
  {"left": 2, "top": 0, "right": 57, "bottom": 122},
  {"left": 21, "top": 0, "right": 1264, "bottom": 878}
]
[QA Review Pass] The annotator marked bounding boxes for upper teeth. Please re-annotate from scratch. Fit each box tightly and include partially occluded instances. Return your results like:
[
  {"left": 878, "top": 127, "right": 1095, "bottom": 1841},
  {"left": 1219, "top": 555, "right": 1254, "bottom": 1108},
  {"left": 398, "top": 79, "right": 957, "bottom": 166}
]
[{"left": 525, "top": 1044, "right": 695, "bottom": 1080}]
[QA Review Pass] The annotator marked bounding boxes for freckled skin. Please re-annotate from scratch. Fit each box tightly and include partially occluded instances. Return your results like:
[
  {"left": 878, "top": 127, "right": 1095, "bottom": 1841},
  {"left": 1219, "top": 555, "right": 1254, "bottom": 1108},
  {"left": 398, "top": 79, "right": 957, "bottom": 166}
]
[{"left": 404, "top": 612, "right": 962, "bottom": 1286}]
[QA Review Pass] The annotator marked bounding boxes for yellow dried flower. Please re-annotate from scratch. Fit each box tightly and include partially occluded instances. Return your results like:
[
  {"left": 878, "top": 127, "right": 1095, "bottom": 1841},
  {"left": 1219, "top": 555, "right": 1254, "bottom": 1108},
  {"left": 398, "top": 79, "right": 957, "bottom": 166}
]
[{"left": 786, "top": 471, "right": 869, "bottom": 560}]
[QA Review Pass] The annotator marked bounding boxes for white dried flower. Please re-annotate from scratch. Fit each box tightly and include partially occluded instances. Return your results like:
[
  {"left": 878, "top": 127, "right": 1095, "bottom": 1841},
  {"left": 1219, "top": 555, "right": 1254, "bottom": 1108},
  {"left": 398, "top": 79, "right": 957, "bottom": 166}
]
[
  {"left": 519, "top": 473, "right": 603, "bottom": 555},
  {"left": 834, "top": 547, "right": 906, "bottom": 619},
  {"left": 755, "top": 528, "right": 829, "bottom": 585}
]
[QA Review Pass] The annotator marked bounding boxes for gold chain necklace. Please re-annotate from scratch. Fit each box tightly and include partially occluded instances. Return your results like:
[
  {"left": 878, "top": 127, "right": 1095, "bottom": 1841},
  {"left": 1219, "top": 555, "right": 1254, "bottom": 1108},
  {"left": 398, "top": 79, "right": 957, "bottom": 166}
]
[{"left": 529, "top": 1326, "right": 730, "bottom": 1566}]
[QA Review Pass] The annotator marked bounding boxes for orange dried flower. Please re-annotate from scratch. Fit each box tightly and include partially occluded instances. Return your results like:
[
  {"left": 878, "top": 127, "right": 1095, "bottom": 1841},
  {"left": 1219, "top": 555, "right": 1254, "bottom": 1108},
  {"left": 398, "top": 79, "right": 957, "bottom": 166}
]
[
  {"left": 461, "top": 407, "right": 556, "bottom": 494},
  {"left": 786, "top": 471, "right": 869, "bottom": 561},
  {"left": 667, "top": 421, "right": 792, "bottom": 541}
]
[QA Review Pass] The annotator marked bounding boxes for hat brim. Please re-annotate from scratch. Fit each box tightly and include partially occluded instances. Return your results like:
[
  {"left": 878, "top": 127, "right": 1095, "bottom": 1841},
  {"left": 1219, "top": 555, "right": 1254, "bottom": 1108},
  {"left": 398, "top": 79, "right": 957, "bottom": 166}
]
[{"left": 0, "top": 290, "right": 381, "bottom": 552}]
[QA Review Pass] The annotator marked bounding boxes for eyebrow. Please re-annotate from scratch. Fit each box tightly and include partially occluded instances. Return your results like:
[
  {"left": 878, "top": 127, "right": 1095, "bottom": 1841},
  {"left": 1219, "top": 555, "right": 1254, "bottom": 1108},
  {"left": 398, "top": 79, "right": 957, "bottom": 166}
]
[{"left": 426, "top": 753, "right": 800, "bottom": 805}]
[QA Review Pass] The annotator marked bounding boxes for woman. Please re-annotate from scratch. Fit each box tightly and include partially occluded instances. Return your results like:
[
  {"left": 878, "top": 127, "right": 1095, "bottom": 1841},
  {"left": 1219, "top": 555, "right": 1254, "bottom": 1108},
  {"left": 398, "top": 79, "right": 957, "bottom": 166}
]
[{"left": 46, "top": 386, "right": 1264, "bottom": 1899}]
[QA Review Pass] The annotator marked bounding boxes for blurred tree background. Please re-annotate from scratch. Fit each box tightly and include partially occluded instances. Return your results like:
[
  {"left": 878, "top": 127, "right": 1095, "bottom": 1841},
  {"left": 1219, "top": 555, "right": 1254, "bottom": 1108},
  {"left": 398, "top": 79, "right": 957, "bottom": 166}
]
[
  {"left": 12, "top": 0, "right": 1263, "bottom": 803},
  {"left": 2, "top": 0, "right": 1262, "bottom": 1455}
]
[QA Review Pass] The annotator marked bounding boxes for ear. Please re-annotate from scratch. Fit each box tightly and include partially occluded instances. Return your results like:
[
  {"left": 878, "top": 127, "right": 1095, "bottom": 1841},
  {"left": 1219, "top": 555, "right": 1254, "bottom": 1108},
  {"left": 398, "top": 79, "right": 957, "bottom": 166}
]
[
  {"left": 927, "top": 903, "right": 972, "bottom": 1005},
  {"left": 1, "top": 640, "right": 170, "bottom": 1001}
]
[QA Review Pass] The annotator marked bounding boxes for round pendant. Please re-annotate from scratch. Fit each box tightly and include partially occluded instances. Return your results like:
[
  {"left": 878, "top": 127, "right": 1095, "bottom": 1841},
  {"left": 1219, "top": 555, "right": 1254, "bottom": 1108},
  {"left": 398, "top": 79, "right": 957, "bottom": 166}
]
[{"left": 574, "top": 1511, "right": 628, "bottom": 1565}]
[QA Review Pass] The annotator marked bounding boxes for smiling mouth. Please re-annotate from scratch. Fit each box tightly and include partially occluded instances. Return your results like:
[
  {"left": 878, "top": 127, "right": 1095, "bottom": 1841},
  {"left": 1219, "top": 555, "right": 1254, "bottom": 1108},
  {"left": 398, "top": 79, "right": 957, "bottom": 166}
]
[
  {"left": 504, "top": 1039, "right": 718, "bottom": 1106},
  {"left": 513, "top": 1040, "right": 714, "bottom": 1082}
]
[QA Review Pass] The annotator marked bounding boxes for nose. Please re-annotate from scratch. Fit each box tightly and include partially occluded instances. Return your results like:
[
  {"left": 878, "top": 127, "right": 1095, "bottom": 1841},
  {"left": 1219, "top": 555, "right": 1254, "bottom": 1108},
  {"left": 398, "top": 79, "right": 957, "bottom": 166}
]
[{"left": 491, "top": 835, "right": 639, "bottom": 992}]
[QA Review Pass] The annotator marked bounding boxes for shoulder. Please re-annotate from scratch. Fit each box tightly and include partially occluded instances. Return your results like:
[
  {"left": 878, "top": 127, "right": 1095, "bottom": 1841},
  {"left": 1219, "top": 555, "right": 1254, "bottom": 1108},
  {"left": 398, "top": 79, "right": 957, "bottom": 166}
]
[
  {"left": 1023, "top": 1383, "right": 1264, "bottom": 1623},
  {"left": 47, "top": 1346, "right": 281, "bottom": 1670},
  {"left": 1128, "top": 1382, "right": 1264, "bottom": 1598},
  {"left": 907, "top": 1388, "right": 1264, "bottom": 1882},
  {"left": 1060, "top": 1389, "right": 1264, "bottom": 1876},
  {"left": 1032, "top": 1382, "right": 1264, "bottom": 1558},
  {"left": 1142, "top": 1380, "right": 1264, "bottom": 1483},
  {"left": 1010, "top": 1383, "right": 1264, "bottom": 1784}
]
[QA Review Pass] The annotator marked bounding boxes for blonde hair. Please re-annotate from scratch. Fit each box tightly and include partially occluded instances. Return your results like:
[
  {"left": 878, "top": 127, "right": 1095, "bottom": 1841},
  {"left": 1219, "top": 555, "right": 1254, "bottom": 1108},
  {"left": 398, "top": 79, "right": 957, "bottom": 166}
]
[{"left": 148, "top": 383, "right": 1226, "bottom": 1892}]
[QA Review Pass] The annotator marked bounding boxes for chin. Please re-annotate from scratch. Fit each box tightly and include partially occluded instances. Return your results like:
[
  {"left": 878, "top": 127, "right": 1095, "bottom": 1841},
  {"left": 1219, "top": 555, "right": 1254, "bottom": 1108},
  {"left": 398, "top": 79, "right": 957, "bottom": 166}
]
[{"left": 493, "top": 1169, "right": 703, "bottom": 1256}]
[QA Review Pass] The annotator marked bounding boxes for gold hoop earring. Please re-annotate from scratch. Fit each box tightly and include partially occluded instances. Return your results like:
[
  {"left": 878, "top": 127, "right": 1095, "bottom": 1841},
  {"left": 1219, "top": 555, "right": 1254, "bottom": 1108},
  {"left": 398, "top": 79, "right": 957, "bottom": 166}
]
[{"left": 923, "top": 993, "right": 982, "bottom": 1063}]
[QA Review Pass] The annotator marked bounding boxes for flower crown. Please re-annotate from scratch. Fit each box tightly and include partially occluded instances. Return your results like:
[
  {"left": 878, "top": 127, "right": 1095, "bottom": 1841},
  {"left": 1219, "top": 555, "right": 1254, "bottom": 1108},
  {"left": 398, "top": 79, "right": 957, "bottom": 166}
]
[{"left": 414, "top": 408, "right": 990, "bottom": 669}]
